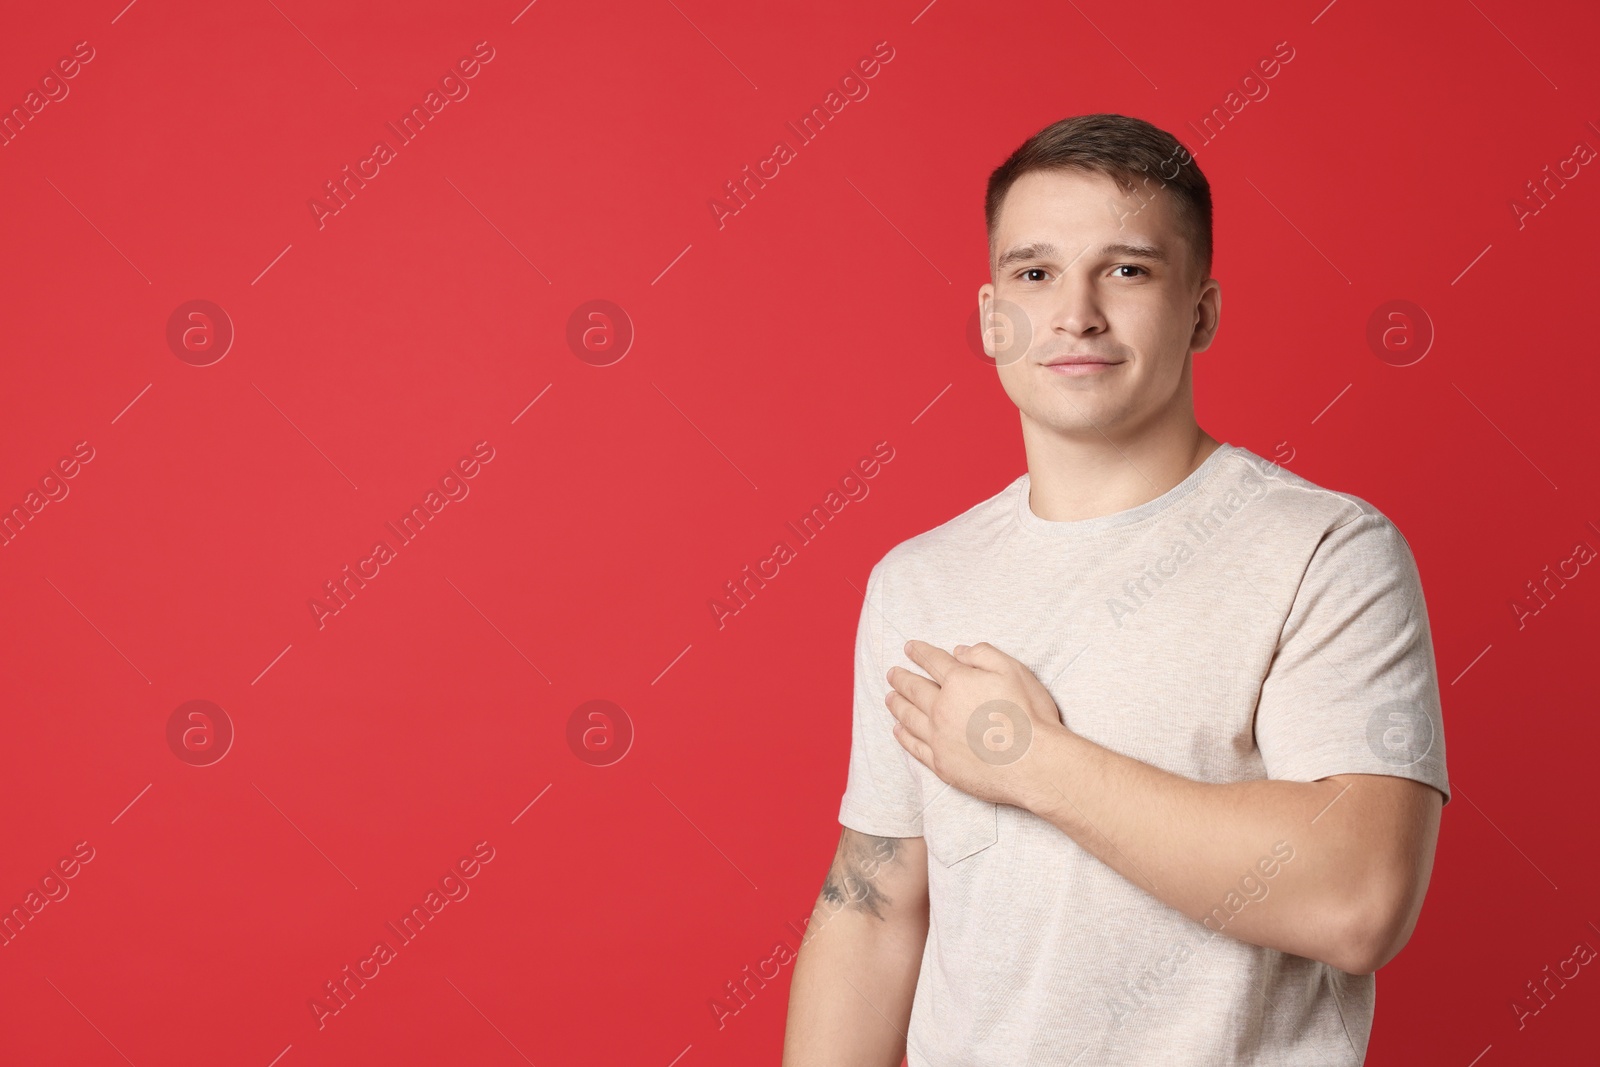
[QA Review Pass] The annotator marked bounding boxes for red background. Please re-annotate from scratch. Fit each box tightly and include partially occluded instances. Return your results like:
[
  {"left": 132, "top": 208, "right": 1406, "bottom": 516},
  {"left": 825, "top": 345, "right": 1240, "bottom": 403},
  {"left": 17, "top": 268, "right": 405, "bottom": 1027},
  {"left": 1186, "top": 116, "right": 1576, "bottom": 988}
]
[{"left": 2, "top": 0, "right": 1598, "bottom": 1064}]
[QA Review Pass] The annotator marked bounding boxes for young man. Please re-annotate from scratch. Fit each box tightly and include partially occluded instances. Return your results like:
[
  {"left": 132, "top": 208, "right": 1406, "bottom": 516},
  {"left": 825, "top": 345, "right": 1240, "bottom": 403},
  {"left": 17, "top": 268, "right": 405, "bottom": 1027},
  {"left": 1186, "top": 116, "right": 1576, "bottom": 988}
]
[{"left": 782, "top": 114, "right": 1449, "bottom": 1066}]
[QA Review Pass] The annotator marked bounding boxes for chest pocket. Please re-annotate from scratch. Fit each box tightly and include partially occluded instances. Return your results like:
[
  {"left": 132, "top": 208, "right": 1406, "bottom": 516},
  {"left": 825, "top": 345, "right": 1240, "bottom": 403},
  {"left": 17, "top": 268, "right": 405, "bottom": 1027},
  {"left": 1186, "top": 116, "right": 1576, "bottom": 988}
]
[{"left": 921, "top": 777, "right": 999, "bottom": 867}]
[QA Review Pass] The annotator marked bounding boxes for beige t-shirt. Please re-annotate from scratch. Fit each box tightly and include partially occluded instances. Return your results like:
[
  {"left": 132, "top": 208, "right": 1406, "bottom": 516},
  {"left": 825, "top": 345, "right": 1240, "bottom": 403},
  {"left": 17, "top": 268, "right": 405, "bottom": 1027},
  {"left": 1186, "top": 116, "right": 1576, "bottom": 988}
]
[{"left": 837, "top": 442, "right": 1449, "bottom": 1066}]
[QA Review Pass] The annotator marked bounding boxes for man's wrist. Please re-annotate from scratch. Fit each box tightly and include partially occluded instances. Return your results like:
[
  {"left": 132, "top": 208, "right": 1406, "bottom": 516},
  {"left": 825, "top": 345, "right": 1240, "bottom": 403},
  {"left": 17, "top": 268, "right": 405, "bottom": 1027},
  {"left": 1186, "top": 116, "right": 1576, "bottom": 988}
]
[{"left": 1015, "top": 720, "right": 1084, "bottom": 823}]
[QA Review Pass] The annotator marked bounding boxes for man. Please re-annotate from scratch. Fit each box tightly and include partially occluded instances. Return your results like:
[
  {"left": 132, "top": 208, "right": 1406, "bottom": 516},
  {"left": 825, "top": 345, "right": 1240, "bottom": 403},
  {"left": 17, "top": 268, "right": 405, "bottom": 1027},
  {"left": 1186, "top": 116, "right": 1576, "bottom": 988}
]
[{"left": 781, "top": 113, "right": 1449, "bottom": 1066}]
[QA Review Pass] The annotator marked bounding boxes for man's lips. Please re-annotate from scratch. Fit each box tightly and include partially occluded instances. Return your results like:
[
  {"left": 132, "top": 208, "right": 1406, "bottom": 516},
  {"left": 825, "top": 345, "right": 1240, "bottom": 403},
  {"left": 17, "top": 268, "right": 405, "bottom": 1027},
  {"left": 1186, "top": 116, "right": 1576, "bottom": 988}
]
[
  {"left": 1041, "top": 353, "right": 1125, "bottom": 376},
  {"left": 1041, "top": 355, "right": 1123, "bottom": 366}
]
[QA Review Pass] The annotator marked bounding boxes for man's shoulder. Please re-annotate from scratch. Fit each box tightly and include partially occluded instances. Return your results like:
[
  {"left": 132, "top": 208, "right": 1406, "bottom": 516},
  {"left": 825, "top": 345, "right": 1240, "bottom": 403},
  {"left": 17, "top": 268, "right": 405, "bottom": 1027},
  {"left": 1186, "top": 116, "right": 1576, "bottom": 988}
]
[
  {"left": 1212, "top": 448, "right": 1419, "bottom": 573},
  {"left": 1212, "top": 447, "right": 1399, "bottom": 535},
  {"left": 869, "top": 472, "right": 1025, "bottom": 582}
]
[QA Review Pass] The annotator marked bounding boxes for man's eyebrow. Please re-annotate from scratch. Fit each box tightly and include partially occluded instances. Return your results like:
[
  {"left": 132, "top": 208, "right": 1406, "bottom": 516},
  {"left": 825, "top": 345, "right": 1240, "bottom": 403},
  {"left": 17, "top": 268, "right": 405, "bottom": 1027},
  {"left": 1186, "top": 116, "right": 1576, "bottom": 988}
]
[
  {"left": 995, "top": 242, "right": 1060, "bottom": 270},
  {"left": 995, "top": 240, "right": 1169, "bottom": 270}
]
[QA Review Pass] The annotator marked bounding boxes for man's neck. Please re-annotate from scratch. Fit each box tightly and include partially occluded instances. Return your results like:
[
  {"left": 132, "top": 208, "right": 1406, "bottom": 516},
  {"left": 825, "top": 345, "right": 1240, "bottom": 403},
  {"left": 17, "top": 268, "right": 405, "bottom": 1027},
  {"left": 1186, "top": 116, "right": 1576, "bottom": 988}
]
[{"left": 1020, "top": 421, "right": 1223, "bottom": 524}]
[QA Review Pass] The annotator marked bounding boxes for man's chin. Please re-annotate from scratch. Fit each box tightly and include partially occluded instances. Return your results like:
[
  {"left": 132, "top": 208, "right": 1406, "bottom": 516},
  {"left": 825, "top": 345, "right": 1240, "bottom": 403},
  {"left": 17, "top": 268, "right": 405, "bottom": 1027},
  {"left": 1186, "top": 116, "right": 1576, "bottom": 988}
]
[{"left": 1023, "top": 408, "right": 1123, "bottom": 437}]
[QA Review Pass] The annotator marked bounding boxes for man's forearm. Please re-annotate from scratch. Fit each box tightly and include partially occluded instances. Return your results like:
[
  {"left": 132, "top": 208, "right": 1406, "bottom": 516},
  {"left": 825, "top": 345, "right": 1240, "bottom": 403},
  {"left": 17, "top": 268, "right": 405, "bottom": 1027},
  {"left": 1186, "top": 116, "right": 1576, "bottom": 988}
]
[
  {"left": 1017, "top": 724, "right": 1377, "bottom": 971},
  {"left": 783, "top": 909, "right": 925, "bottom": 1067}
]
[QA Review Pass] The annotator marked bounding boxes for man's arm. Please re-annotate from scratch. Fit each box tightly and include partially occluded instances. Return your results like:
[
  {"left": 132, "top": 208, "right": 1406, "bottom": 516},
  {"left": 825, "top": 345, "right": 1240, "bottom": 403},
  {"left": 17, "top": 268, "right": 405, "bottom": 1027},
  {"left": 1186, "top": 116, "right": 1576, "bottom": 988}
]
[
  {"left": 886, "top": 638, "right": 1444, "bottom": 976},
  {"left": 783, "top": 826, "right": 930, "bottom": 1067},
  {"left": 1018, "top": 727, "right": 1443, "bottom": 974}
]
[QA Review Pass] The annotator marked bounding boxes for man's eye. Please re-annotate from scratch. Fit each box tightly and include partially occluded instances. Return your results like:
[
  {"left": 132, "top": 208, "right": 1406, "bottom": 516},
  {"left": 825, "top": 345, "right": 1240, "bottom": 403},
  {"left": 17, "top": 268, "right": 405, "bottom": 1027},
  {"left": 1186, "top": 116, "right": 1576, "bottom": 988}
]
[
  {"left": 1113, "top": 265, "right": 1148, "bottom": 278},
  {"left": 1020, "top": 268, "right": 1050, "bottom": 282}
]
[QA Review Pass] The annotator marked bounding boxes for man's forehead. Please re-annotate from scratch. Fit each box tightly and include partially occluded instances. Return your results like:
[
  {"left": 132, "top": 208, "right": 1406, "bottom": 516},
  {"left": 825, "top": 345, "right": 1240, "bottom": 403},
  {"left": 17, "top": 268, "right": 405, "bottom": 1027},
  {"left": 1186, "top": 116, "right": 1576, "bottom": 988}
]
[{"left": 998, "top": 173, "right": 1176, "bottom": 232}]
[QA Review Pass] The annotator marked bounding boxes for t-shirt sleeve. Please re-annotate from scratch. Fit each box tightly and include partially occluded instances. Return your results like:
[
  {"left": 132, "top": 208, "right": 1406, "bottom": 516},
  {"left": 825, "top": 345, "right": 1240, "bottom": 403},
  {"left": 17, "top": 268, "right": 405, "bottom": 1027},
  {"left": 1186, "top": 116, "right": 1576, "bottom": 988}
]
[
  {"left": 1254, "top": 508, "right": 1451, "bottom": 806},
  {"left": 838, "top": 559, "right": 927, "bottom": 837}
]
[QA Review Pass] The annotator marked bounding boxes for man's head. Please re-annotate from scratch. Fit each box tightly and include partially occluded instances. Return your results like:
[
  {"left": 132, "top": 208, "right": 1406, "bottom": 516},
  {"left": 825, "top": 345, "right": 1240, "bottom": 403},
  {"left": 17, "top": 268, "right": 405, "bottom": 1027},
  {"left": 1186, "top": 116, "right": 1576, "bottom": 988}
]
[{"left": 979, "top": 114, "right": 1220, "bottom": 444}]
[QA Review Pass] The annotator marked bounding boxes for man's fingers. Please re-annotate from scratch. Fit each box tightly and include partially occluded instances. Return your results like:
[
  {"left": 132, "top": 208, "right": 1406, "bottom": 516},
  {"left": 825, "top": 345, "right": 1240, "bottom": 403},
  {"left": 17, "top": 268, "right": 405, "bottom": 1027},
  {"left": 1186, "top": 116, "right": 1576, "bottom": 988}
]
[
  {"left": 886, "top": 688, "right": 932, "bottom": 743},
  {"left": 955, "top": 640, "right": 1012, "bottom": 672},
  {"left": 888, "top": 662, "right": 941, "bottom": 712},
  {"left": 904, "top": 639, "right": 964, "bottom": 683},
  {"left": 891, "top": 717, "right": 934, "bottom": 770}
]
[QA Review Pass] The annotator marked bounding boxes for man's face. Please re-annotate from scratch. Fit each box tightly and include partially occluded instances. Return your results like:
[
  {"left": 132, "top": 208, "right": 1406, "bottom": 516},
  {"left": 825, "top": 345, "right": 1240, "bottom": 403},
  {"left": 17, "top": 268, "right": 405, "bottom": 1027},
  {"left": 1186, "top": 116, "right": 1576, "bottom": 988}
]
[{"left": 979, "top": 168, "right": 1219, "bottom": 441}]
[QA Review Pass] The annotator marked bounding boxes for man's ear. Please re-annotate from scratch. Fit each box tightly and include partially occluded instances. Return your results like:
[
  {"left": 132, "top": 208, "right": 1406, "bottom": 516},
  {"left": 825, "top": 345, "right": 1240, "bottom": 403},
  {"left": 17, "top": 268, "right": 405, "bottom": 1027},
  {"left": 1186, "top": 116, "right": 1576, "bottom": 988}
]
[
  {"left": 976, "top": 285, "right": 1003, "bottom": 363},
  {"left": 1190, "top": 279, "right": 1221, "bottom": 354}
]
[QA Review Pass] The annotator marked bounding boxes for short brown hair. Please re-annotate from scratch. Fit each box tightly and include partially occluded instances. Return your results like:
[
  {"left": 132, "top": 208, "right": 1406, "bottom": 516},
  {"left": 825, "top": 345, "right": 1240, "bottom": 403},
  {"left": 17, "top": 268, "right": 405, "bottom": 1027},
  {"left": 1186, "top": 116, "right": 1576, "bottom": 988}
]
[{"left": 985, "top": 113, "right": 1213, "bottom": 285}]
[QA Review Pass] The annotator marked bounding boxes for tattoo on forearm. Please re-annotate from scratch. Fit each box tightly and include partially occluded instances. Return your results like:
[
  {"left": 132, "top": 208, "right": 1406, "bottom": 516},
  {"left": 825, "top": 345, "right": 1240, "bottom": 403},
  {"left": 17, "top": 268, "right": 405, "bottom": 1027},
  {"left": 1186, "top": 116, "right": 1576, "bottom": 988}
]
[{"left": 818, "top": 832, "right": 901, "bottom": 921}]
